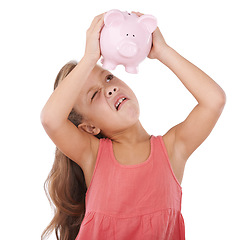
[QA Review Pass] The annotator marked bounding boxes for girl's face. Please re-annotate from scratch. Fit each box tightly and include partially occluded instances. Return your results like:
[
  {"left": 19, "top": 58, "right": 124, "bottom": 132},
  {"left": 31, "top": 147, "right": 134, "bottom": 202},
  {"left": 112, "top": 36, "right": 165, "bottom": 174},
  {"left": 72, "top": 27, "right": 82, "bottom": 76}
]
[{"left": 75, "top": 65, "right": 140, "bottom": 137}]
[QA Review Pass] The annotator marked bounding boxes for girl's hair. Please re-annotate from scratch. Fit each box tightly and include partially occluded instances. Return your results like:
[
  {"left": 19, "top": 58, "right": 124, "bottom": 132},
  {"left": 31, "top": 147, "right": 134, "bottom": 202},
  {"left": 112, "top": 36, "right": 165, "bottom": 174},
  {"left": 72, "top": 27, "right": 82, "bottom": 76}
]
[{"left": 41, "top": 61, "right": 87, "bottom": 240}]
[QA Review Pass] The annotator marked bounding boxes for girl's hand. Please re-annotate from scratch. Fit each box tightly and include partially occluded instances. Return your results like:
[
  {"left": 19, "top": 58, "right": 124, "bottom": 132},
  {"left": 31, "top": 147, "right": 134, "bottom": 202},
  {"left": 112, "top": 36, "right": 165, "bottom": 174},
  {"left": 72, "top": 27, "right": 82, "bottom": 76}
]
[
  {"left": 148, "top": 27, "right": 169, "bottom": 61},
  {"left": 132, "top": 11, "right": 169, "bottom": 62},
  {"left": 84, "top": 13, "right": 105, "bottom": 65}
]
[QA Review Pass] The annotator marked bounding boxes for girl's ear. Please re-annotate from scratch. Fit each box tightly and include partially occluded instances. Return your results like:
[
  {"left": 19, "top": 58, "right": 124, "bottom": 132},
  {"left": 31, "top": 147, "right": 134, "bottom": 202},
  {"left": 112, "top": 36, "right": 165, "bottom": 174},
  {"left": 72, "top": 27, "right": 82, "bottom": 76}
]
[{"left": 78, "top": 123, "right": 101, "bottom": 135}]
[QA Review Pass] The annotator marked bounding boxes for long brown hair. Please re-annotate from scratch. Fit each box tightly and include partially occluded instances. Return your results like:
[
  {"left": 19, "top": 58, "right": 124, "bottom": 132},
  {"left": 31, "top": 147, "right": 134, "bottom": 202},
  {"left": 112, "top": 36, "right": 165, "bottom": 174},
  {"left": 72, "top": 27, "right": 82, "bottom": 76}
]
[{"left": 41, "top": 61, "right": 87, "bottom": 240}]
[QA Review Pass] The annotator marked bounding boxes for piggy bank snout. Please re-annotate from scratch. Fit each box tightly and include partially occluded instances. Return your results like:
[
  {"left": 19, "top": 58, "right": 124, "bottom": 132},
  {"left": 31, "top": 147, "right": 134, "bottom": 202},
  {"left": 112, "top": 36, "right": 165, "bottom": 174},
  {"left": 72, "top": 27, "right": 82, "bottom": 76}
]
[{"left": 117, "top": 42, "right": 138, "bottom": 58}]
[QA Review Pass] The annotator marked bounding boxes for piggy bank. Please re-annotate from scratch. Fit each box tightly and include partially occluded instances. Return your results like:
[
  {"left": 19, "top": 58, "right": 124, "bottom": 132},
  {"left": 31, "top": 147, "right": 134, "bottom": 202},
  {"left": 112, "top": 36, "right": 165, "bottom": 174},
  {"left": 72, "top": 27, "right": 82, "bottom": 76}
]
[{"left": 100, "top": 10, "right": 157, "bottom": 74}]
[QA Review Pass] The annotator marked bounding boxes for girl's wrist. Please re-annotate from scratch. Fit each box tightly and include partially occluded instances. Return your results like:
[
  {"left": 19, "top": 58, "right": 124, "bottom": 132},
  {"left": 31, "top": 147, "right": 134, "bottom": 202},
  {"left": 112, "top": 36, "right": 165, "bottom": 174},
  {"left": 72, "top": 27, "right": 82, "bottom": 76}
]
[
  {"left": 155, "top": 44, "right": 173, "bottom": 64},
  {"left": 81, "top": 54, "right": 99, "bottom": 68}
]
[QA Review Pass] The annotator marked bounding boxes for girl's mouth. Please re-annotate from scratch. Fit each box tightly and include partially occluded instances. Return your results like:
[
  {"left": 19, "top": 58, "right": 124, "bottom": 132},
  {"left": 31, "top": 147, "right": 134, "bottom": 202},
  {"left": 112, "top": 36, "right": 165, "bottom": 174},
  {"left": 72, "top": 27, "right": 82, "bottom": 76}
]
[{"left": 115, "top": 97, "right": 127, "bottom": 111}]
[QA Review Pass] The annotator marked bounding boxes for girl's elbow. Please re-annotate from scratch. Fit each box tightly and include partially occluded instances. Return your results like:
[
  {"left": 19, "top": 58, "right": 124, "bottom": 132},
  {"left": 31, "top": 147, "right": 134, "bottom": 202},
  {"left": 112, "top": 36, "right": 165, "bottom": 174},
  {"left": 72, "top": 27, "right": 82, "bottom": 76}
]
[
  {"left": 40, "top": 109, "right": 56, "bottom": 130},
  {"left": 40, "top": 110, "right": 50, "bottom": 128},
  {"left": 212, "top": 89, "right": 226, "bottom": 113},
  {"left": 217, "top": 89, "right": 226, "bottom": 109},
  {"left": 205, "top": 88, "right": 226, "bottom": 114},
  {"left": 40, "top": 108, "right": 66, "bottom": 133}
]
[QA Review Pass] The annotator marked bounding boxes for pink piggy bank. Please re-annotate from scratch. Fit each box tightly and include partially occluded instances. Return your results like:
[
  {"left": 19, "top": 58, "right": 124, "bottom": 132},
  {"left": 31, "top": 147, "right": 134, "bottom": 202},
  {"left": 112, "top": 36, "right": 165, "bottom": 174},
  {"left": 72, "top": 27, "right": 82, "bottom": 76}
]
[{"left": 100, "top": 10, "right": 157, "bottom": 74}]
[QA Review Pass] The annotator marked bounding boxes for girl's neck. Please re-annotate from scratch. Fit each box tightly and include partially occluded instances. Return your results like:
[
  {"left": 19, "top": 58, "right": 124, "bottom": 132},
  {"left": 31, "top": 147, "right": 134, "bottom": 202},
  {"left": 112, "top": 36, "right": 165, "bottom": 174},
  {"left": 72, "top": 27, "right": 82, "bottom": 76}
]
[{"left": 108, "top": 121, "right": 151, "bottom": 145}]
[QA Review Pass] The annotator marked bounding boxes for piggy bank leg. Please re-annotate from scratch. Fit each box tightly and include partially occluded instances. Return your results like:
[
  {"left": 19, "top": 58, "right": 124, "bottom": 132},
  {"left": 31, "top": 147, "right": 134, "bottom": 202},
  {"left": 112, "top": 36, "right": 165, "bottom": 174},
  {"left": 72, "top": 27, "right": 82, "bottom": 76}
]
[
  {"left": 125, "top": 65, "right": 139, "bottom": 74},
  {"left": 101, "top": 58, "right": 117, "bottom": 70}
]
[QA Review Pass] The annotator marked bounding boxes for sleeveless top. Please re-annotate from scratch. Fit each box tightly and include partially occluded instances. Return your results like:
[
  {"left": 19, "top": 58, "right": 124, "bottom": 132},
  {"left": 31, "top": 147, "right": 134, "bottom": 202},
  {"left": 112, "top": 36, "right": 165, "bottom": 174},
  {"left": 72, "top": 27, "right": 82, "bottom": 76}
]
[{"left": 76, "top": 136, "right": 185, "bottom": 240}]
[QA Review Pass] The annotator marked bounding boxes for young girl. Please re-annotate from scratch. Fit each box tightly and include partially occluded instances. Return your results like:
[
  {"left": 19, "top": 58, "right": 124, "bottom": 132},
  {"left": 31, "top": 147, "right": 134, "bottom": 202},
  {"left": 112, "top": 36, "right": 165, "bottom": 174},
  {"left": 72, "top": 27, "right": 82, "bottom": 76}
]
[{"left": 41, "top": 12, "right": 225, "bottom": 240}]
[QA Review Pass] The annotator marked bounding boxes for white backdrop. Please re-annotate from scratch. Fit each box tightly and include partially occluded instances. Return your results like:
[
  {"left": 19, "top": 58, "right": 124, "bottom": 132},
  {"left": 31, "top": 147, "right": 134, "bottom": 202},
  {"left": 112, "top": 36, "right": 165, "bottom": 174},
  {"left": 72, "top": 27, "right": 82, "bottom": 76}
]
[{"left": 1, "top": 0, "right": 239, "bottom": 239}]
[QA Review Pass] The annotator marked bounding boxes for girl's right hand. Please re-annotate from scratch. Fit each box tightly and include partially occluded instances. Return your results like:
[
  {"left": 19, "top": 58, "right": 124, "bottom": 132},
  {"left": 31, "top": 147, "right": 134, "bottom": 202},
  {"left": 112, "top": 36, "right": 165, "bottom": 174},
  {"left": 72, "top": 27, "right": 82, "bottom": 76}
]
[
  {"left": 84, "top": 13, "right": 105, "bottom": 65},
  {"left": 132, "top": 11, "right": 168, "bottom": 61}
]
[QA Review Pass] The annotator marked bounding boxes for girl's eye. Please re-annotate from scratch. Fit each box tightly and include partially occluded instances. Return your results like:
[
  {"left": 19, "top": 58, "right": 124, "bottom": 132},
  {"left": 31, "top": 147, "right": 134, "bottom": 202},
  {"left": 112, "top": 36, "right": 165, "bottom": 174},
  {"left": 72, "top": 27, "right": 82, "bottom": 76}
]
[
  {"left": 91, "top": 90, "right": 98, "bottom": 101},
  {"left": 106, "top": 74, "right": 114, "bottom": 83}
]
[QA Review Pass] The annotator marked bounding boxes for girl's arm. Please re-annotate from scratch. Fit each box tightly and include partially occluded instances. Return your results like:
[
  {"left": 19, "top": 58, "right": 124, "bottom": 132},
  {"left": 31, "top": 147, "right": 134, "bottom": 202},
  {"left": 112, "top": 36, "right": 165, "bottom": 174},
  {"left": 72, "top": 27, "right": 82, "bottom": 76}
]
[
  {"left": 161, "top": 45, "right": 226, "bottom": 155},
  {"left": 150, "top": 27, "right": 226, "bottom": 182},
  {"left": 41, "top": 14, "right": 104, "bottom": 166}
]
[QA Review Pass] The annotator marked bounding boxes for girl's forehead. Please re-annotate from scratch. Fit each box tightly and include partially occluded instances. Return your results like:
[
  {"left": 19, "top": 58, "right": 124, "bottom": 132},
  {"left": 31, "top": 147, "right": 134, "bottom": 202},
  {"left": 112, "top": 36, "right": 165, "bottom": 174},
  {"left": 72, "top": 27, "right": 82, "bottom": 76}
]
[
  {"left": 81, "top": 66, "right": 108, "bottom": 92},
  {"left": 89, "top": 65, "right": 108, "bottom": 83},
  {"left": 92, "top": 64, "right": 106, "bottom": 75}
]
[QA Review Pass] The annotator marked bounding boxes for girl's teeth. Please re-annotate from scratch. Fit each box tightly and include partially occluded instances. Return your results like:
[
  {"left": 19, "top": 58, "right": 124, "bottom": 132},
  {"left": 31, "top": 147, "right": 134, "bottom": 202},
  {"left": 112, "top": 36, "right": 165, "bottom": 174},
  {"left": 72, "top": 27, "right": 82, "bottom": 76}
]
[{"left": 115, "top": 98, "right": 126, "bottom": 109}]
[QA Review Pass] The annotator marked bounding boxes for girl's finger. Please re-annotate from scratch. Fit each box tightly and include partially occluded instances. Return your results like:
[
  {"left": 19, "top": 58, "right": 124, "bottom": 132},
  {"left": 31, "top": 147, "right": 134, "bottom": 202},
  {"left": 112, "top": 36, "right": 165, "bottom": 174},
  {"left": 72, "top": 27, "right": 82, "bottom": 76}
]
[
  {"left": 131, "top": 11, "right": 144, "bottom": 17},
  {"left": 88, "top": 13, "right": 105, "bottom": 32},
  {"left": 93, "top": 14, "right": 105, "bottom": 32}
]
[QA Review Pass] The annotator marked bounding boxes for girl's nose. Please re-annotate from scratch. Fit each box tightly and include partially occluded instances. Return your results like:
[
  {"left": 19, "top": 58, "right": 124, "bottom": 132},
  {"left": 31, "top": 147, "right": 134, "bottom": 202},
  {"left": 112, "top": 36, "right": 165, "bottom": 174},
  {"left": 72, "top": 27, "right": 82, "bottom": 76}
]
[{"left": 106, "top": 86, "right": 119, "bottom": 97}]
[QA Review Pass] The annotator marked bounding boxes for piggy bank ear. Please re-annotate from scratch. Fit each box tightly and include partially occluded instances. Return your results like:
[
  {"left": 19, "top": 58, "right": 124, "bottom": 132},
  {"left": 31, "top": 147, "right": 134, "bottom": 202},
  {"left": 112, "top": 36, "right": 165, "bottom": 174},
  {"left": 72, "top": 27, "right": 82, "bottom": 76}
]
[
  {"left": 104, "top": 9, "right": 124, "bottom": 27},
  {"left": 138, "top": 15, "right": 157, "bottom": 33}
]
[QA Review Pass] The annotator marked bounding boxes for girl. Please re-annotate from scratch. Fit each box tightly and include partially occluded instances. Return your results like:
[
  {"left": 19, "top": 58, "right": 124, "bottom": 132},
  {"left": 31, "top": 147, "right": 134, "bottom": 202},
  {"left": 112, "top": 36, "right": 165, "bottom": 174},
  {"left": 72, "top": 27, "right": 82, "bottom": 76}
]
[{"left": 41, "top": 12, "right": 226, "bottom": 240}]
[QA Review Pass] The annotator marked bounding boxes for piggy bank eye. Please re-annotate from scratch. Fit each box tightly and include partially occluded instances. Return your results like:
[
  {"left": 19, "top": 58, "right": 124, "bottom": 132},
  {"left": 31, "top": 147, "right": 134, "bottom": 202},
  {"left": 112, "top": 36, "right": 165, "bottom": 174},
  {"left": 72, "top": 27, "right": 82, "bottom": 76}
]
[
  {"left": 126, "top": 33, "right": 129, "bottom": 36},
  {"left": 106, "top": 74, "right": 114, "bottom": 83}
]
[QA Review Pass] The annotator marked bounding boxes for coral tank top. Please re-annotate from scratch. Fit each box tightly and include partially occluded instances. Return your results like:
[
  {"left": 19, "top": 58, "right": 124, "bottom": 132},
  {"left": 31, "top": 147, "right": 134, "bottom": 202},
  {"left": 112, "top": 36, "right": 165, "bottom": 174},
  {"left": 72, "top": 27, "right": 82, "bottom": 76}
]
[{"left": 76, "top": 136, "right": 185, "bottom": 240}]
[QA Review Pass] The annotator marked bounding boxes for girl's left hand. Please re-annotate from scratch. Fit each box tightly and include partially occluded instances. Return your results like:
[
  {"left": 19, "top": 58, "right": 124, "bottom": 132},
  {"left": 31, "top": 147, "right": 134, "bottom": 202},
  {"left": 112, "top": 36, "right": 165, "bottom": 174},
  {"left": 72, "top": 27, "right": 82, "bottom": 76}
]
[
  {"left": 84, "top": 13, "right": 105, "bottom": 64},
  {"left": 132, "top": 11, "right": 169, "bottom": 61}
]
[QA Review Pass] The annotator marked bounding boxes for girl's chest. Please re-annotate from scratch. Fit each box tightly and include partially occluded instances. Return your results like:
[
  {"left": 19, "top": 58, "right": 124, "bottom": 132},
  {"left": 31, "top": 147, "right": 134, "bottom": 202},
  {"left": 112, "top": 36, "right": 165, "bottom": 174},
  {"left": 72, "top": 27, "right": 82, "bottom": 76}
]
[
  {"left": 112, "top": 141, "right": 151, "bottom": 166},
  {"left": 83, "top": 140, "right": 151, "bottom": 188}
]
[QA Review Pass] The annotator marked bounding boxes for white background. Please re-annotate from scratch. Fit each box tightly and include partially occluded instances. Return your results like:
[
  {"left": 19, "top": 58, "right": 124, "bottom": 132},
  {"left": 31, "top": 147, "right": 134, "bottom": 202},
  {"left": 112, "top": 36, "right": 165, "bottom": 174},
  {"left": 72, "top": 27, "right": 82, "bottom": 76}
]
[{"left": 1, "top": 0, "right": 239, "bottom": 239}]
